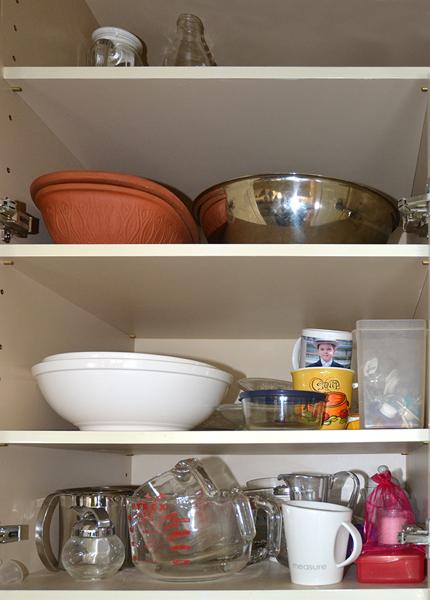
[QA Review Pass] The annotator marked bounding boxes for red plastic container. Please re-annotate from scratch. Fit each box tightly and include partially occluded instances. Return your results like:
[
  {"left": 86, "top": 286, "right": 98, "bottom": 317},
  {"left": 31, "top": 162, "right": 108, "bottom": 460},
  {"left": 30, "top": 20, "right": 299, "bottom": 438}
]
[{"left": 356, "top": 548, "right": 425, "bottom": 584}]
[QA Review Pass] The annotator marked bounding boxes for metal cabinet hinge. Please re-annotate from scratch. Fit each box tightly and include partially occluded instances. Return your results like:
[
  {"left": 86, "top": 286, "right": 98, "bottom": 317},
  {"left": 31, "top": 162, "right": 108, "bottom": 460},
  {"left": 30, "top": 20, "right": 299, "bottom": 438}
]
[
  {"left": 0, "top": 197, "right": 39, "bottom": 243},
  {"left": 0, "top": 525, "right": 22, "bottom": 544},
  {"left": 398, "top": 519, "right": 430, "bottom": 558}
]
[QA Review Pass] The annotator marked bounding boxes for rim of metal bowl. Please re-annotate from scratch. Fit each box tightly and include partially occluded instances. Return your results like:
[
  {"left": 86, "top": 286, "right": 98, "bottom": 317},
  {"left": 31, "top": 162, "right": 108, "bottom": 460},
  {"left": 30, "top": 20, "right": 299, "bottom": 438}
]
[{"left": 193, "top": 172, "right": 400, "bottom": 224}]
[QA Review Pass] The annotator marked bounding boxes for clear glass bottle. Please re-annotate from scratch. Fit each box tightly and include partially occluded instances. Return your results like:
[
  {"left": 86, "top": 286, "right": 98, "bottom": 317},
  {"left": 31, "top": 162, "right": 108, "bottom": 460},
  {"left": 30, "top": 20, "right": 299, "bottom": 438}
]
[
  {"left": 61, "top": 508, "right": 125, "bottom": 581},
  {"left": 163, "top": 14, "right": 216, "bottom": 66},
  {"left": 88, "top": 27, "right": 145, "bottom": 67}
]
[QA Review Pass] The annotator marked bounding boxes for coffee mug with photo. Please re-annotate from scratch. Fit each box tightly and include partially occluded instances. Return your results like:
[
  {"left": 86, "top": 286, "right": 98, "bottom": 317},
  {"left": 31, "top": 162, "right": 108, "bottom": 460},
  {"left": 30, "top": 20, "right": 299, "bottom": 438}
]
[{"left": 292, "top": 328, "right": 353, "bottom": 370}]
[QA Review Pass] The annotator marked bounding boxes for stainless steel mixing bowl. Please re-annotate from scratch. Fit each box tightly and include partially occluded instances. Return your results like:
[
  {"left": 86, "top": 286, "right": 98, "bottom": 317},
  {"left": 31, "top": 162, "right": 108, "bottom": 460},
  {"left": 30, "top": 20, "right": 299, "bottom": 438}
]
[{"left": 194, "top": 174, "right": 401, "bottom": 243}]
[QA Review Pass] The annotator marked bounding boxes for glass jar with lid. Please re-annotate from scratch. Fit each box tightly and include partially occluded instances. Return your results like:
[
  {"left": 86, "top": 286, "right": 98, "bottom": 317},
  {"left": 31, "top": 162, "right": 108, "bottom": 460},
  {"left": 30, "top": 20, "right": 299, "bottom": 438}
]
[
  {"left": 88, "top": 27, "right": 146, "bottom": 66},
  {"left": 61, "top": 507, "right": 125, "bottom": 580}
]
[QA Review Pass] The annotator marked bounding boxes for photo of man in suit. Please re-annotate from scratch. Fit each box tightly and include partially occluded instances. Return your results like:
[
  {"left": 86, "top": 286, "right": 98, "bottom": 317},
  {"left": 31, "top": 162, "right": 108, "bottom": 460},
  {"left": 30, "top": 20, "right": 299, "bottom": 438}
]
[{"left": 307, "top": 340, "right": 345, "bottom": 368}]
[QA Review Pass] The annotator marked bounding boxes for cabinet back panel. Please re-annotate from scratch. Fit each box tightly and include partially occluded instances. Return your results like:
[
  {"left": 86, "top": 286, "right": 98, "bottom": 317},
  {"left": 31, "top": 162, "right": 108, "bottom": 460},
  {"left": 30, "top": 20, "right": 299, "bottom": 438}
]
[
  {"left": 8, "top": 78, "right": 427, "bottom": 201},
  {"left": 131, "top": 452, "right": 408, "bottom": 523},
  {"left": 406, "top": 446, "right": 429, "bottom": 523},
  {"left": 136, "top": 338, "right": 295, "bottom": 404},
  {"left": 87, "top": 0, "right": 430, "bottom": 67},
  {"left": 3, "top": 0, "right": 430, "bottom": 68},
  {"left": 1, "top": 0, "right": 98, "bottom": 67},
  {"left": 0, "top": 84, "right": 84, "bottom": 244},
  {"left": 0, "top": 265, "right": 132, "bottom": 429},
  {"left": 131, "top": 453, "right": 406, "bottom": 489}
]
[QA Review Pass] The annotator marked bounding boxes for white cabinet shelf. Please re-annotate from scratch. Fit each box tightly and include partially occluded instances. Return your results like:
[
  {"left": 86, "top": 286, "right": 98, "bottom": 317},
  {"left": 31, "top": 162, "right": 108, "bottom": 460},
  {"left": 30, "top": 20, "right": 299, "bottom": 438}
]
[
  {"left": 7, "top": 564, "right": 428, "bottom": 599},
  {"left": 1, "top": 243, "right": 428, "bottom": 258},
  {"left": 2, "top": 561, "right": 428, "bottom": 600},
  {"left": 5, "top": 66, "right": 430, "bottom": 79},
  {"left": 1, "top": 245, "right": 427, "bottom": 338},
  {"left": 2, "top": 429, "right": 428, "bottom": 455},
  {"left": 3, "top": 67, "right": 428, "bottom": 201}
]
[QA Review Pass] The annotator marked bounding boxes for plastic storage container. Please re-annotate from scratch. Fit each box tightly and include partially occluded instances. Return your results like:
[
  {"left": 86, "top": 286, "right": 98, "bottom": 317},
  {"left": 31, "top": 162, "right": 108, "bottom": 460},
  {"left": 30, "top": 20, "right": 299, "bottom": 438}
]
[
  {"left": 356, "top": 320, "right": 427, "bottom": 429},
  {"left": 355, "top": 548, "right": 425, "bottom": 583}
]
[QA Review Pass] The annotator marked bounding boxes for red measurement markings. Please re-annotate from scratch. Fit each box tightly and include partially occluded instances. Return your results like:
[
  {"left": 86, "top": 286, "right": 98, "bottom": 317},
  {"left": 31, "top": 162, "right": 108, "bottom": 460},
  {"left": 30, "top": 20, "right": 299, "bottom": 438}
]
[
  {"left": 171, "top": 559, "right": 191, "bottom": 565},
  {"left": 160, "top": 511, "right": 189, "bottom": 522},
  {"left": 162, "top": 521, "right": 190, "bottom": 530},
  {"left": 160, "top": 513, "right": 190, "bottom": 531},
  {"left": 167, "top": 530, "right": 191, "bottom": 541},
  {"left": 170, "top": 544, "right": 192, "bottom": 551}
]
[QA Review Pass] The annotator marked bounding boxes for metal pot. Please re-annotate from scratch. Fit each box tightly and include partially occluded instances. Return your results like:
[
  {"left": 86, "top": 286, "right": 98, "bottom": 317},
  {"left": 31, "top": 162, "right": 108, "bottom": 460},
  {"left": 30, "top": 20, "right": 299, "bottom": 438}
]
[{"left": 194, "top": 173, "right": 416, "bottom": 244}]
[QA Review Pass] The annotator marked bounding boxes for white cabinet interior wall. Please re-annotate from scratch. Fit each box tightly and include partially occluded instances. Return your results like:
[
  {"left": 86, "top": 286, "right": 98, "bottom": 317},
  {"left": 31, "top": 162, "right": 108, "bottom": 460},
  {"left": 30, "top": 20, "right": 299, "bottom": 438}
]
[{"left": 0, "top": 0, "right": 429, "bottom": 597}]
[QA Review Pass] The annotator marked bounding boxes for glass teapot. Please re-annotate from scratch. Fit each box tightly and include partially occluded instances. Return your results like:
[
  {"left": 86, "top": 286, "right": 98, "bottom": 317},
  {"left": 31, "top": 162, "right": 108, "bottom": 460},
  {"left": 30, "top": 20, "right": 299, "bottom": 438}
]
[{"left": 127, "top": 458, "right": 278, "bottom": 581}]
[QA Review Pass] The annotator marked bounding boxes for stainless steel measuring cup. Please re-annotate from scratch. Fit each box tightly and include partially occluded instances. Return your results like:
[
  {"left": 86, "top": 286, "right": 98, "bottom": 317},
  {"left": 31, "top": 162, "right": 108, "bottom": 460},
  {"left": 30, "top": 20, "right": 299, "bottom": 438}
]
[{"left": 278, "top": 471, "right": 360, "bottom": 508}]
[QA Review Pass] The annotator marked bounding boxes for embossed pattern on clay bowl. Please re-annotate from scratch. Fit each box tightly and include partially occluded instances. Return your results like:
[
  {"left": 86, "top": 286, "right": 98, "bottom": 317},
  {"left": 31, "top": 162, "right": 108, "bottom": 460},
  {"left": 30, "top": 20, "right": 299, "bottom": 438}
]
[
  {"left": 33, "top": 182, "right": 196, "bottom": 244},
  {"left": 31, "top": 170, "right": 199, "bottom": 243}
]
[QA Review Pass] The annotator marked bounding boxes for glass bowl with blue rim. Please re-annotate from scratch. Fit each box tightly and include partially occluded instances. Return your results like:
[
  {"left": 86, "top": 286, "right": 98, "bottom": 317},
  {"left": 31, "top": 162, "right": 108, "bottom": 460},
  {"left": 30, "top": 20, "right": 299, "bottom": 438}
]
[{"left": 239, "top": 389, "right": 326, "bottom": 430}]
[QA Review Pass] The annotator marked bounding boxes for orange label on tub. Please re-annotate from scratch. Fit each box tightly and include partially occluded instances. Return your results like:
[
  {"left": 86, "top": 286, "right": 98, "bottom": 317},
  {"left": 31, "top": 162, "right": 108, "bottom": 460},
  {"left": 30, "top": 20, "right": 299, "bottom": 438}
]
[{"left": 310, "top": 377, "right": 341, "bottom": 393}]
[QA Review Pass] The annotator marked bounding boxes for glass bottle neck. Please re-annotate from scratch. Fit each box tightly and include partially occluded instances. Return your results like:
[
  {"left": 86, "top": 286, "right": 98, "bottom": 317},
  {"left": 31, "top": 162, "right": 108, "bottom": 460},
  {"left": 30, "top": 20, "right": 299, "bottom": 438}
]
[{"left": 177, "top": 14, "right": 205, "bottom": 36}]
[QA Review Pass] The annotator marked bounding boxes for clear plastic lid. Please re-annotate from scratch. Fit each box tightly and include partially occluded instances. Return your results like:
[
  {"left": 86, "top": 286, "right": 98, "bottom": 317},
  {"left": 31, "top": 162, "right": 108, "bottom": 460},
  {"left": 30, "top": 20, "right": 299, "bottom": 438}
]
[
  {"left": 91, "top": 27, "right": 143, "bottom": 53},
  {"left": 356, "top": 319, "right": 426, "bottom": 331}
]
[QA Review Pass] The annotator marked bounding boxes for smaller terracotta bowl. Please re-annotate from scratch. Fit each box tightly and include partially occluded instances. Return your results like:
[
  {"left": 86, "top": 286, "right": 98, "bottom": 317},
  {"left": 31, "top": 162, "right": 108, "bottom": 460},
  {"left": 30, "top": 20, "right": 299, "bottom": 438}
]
[
  {"left": 193, "top": 188, "right": 228, "bottom": 242},
  {"left": 33, "top": 183, "right": 196, "bottom": 244}
]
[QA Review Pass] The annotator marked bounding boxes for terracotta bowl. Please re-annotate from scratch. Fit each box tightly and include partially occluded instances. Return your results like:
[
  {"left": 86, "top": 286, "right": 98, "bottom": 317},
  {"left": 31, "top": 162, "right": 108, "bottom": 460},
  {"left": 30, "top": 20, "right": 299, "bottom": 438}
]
[
  {"left": 193, "top": 187, "right": 228, "bottom": 242},
  {"left": 31, "top": 170, "right": 199, "bottom": 243},
  {"left": 33, "top": 182, "right": 196, "bottom": 244}
]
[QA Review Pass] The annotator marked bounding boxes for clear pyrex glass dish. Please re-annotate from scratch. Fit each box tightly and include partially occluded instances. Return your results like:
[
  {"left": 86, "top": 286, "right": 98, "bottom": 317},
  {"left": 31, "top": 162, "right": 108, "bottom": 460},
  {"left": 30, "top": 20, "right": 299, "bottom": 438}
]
[{"left": 239, "top": 390, "right": 326, "bottom": 430}]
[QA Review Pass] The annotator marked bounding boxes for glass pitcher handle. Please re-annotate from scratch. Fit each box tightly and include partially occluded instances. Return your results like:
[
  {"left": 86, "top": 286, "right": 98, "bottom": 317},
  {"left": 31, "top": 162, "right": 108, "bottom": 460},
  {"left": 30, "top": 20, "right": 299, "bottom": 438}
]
[
  {"left": 246, "top": 494, "right": 282, "bottom": 563},
  {"left": 331, "top": 471, "right": 360, "bottom": 508},
  {"left": 175, "top": 458, "right": 219, "bottom": 497}
]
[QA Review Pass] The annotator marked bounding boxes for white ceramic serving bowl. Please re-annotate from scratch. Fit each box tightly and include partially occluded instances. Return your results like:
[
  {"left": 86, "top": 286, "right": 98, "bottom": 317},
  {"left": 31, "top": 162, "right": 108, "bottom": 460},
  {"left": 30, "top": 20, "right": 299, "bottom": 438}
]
[
  {"left": 32, "top": 354, "right": 233, "bottom": 431},
  {"left": 40, "top": 351, "right": 209, "bottom": 367}
]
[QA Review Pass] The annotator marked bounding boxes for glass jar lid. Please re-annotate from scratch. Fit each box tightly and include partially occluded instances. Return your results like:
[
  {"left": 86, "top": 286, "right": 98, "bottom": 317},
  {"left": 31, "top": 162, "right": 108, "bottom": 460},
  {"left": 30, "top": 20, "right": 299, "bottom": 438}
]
[
  {"left": 91, "top": 27, "right": 143, "bottom": 53},
  {"left": 72, "top": 519, "right": 115, "bottom": 538}
]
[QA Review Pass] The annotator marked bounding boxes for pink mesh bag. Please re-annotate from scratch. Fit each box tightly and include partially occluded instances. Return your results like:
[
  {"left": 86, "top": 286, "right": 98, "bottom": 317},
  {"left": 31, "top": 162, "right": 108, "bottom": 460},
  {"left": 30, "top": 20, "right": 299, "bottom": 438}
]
[{"left": 363, "top": 468, "right": 416, "bottom": 548}]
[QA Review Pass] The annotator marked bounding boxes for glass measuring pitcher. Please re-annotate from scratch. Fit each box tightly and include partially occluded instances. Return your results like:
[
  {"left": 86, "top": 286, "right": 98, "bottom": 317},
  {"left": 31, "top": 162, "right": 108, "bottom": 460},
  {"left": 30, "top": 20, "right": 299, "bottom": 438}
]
[
  {"left": 127, "top": 489, "right": 257, "bottom": 581},
  {"left": 135, "top": 457, "right": 219, "bottom": 499},
  {"left": 278, "top": 471, "right": 360, "bottom": 508}
]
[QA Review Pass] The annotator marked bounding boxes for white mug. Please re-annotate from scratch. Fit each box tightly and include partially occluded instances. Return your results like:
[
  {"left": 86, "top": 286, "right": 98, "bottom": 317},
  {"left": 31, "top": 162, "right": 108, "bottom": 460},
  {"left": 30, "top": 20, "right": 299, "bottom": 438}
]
[
  {"left": 291, "top": 328, "right": 353, "bottom": 370},
  {"left": 280, "top": 500, "right": 362, "bottom": 586}
]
